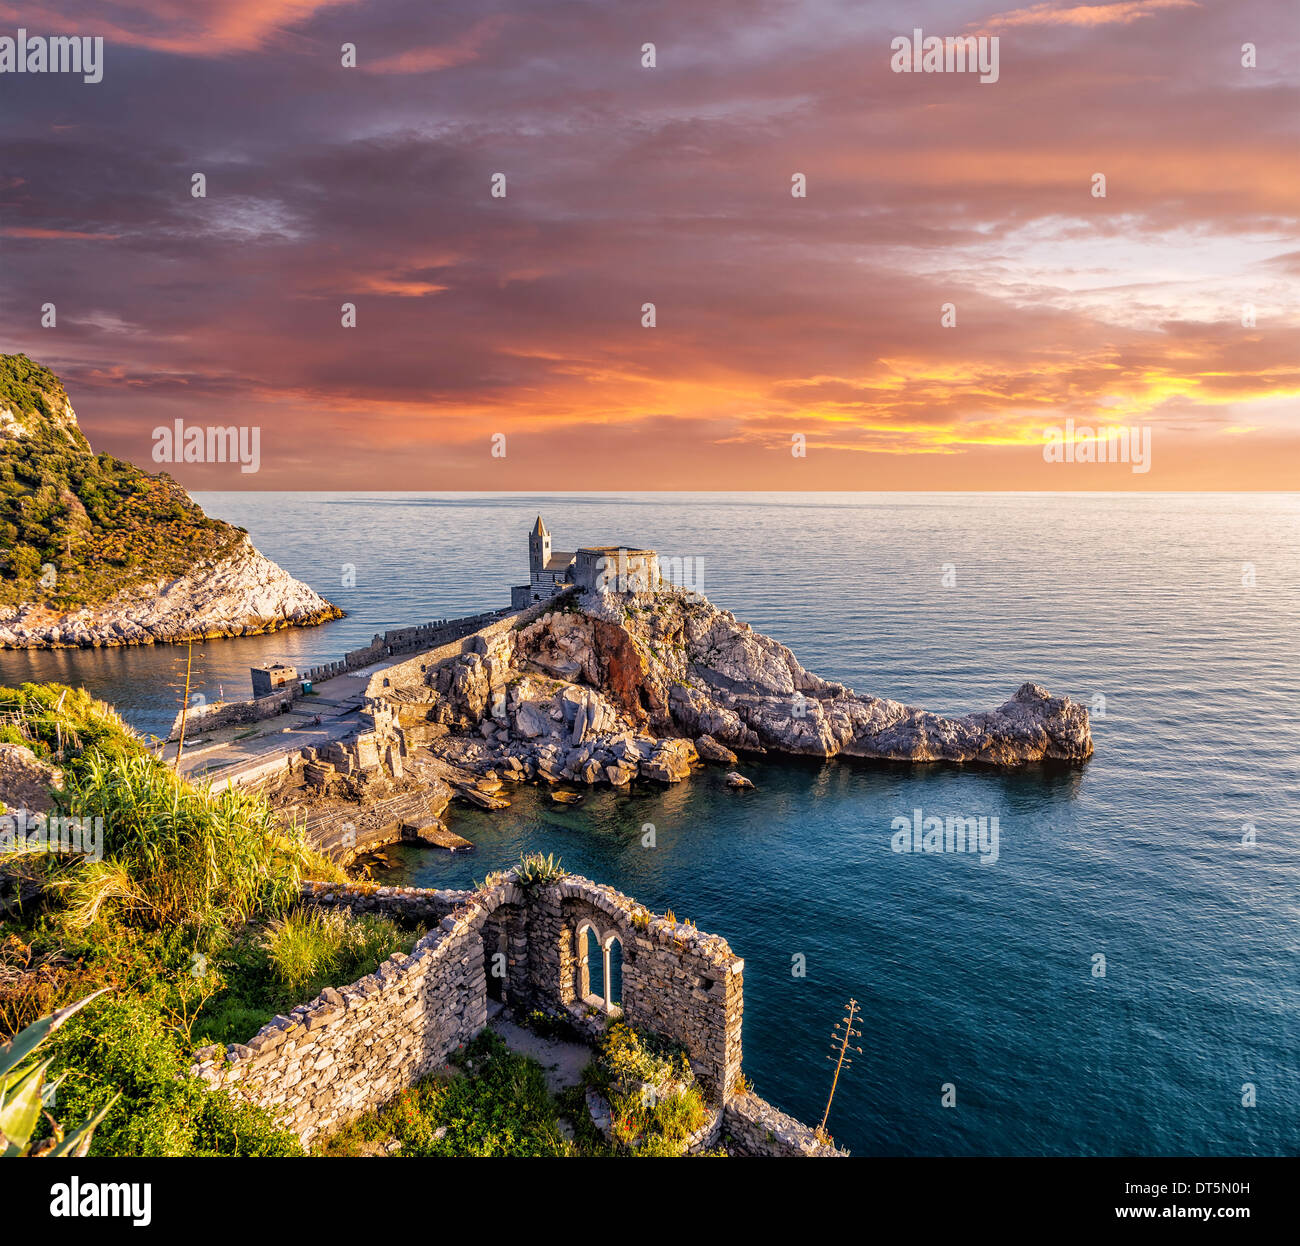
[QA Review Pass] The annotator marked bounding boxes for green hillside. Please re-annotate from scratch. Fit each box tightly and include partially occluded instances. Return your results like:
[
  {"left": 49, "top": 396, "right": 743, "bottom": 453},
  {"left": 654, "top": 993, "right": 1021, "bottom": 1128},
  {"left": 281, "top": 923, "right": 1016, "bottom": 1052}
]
[{"left": 0, "top": 354, "right": 245, "bottom": 611}]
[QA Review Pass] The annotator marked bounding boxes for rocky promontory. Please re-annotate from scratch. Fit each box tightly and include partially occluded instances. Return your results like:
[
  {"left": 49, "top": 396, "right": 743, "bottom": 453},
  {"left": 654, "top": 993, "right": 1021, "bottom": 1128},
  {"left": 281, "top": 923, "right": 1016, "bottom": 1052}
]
[
  {"left": 357, "top": 585, "right": 1093, "bottom": 792},
  {"left": 0, "top": 353, "right": 341, "bottom": 648},
  {"left": 0, "top": 536, "right": 341, "bottom": 649}
]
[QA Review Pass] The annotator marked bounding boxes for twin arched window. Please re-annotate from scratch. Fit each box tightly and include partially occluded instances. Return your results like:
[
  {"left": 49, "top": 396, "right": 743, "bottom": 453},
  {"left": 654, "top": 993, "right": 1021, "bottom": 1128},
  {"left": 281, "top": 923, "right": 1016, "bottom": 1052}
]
[{"left": 576, "top": 922, "right": 623, "bottom": 1011}]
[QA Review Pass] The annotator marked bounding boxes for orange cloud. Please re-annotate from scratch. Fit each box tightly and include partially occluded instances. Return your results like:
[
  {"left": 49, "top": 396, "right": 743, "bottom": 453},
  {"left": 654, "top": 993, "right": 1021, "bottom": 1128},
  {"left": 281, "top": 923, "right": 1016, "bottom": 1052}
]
[
  {"left": 984, "top": 0, "right": 1199, "bottom": 29},
  {"left": 0, "top": 1, "right": 358, "bottom": 55}
]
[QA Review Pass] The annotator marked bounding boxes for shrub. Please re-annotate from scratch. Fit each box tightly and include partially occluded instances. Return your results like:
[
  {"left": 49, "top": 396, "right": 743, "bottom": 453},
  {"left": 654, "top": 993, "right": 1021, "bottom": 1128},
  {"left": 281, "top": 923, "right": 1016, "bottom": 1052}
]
[
  {"left": 0, "top": 990, "right": 117, "bottom": 1156},
  {"left": 40, "top": 992, "right": 302, "bottom": 1157},
  {"left": 263, "top": 907, "right": 408, "bottom": 997},
  {"left": 0, "top": 683, "right": 343, "bottom": 945},
  {"left": 56, "top": 751, "right": 333, "bottom": 944},
  {"left": 588, "top": 1022, "right": 705, "bottom": 1157},
  {"left": 316, "top": 1031, "right": 569, "bottom": 1158}
]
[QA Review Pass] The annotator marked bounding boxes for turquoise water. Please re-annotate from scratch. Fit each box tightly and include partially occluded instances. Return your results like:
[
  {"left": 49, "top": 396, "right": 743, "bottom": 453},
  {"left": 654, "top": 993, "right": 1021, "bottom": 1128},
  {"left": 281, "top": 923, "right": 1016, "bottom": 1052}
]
[{"left": 3, "top": 493, "right": 1297, "bottom": 1155}]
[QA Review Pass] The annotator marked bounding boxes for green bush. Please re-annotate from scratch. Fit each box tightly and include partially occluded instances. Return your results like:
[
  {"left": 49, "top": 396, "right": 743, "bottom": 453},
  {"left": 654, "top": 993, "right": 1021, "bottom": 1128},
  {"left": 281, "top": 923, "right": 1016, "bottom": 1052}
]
[
  {"left": 41, "top": 992, "right": 302, "bottom": 1157},
  {"left": 0, "top": 990, "right": 116, "bottom": 1156}
]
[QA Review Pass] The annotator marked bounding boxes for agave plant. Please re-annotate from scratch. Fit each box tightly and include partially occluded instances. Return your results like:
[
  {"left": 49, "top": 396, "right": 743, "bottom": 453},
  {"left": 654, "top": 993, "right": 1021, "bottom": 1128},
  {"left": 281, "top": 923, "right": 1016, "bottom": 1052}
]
[
  {"left": 1, "top": 989, "right": 118, "bottom": 1157},
  {"left": 514, "top": 852, "right": 567, "bottom": 887}
]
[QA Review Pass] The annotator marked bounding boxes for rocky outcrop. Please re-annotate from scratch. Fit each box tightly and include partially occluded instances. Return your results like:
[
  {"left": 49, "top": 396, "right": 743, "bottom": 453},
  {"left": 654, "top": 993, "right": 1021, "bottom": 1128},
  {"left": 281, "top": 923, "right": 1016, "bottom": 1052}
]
[
  {"left": 0, "top": 353, "right": 342, "bottom": 649},
  {"left": 695, "top": 735, "right": 738, "bottom": 765},
  {"left": 0, "top": 536, "right": 342, "bottom": 649},
  {"left": 362, "top": 584, "right": 1091, "bottom": 787},
  {"left": 505, "top": 588, "right": 1093, "bottom": 766}
]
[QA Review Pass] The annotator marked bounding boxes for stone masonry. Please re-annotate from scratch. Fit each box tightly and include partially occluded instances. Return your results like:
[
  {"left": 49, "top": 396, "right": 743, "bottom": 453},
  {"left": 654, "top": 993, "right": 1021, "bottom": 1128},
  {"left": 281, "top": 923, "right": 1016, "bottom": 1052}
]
[{"left": 191, "top": 872, "right": 843, "bottom": 1155}]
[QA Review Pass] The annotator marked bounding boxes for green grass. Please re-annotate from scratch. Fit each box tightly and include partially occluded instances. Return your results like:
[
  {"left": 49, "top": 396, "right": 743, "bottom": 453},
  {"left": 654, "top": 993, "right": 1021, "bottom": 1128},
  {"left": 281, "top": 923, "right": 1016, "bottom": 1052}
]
[
  {"left": 315, "top": 1030, "right": 571, "bottom": 1158},
  {"left": 263, "top": 906, "right": 412, "bottom": 998}
]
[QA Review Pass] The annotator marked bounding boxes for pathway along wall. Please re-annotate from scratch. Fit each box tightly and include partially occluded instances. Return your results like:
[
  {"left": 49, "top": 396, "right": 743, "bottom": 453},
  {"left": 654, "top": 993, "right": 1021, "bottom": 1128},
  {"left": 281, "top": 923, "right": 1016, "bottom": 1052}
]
[{"left": 191, "top": 875, "right": 842, "bottom": 1155}]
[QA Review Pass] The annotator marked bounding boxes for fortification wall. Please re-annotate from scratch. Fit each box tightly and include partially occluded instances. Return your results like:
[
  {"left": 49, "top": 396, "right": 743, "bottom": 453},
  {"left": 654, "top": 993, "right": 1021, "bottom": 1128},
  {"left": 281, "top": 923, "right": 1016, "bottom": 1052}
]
[
  {"left": 300, "top": 608, "right": 516, "bottom": 686},
  {"left": 363, "top": 597, "right": 555, "bottom": 700}
]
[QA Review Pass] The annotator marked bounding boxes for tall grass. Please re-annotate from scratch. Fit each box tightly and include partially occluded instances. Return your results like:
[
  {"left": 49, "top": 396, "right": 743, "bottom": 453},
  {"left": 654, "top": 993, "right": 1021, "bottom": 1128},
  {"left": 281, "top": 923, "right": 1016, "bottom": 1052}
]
[
  {"left": 0, "top": 682, "right": 138, "bottom": 771},
  {"left": 263, "top": 906, "right": 409, "bottom": 996},
  {"left": 55, "top": 751, "right": 341, "bottom": 945}
]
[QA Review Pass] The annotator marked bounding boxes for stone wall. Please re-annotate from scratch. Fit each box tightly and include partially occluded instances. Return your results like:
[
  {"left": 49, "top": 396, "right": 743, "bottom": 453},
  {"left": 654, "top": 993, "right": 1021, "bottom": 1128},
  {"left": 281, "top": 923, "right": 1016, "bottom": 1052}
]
[
  {"left": 302, "top": 880, "right": 469, "bottom": 924},
  {"left": 167, "top": 683, "right": 298, "bottom": 741},
  {"left": 193, "top": 888, "right": 490, "bottom": 1147},
  {"left": 194, "top": 872, "right": 767, "bottom": 1148},
  {"left": 724, "top": 1092, "right": 849, "bottom": 1157},
  {"left": 572, "top": 548, "right": 660, "bottom": 593},
  {"left": 301, "top": 608, "right": 518, "bottom": 686},
  {"left": 298, "top": 786, "right": 453, "bottom": 863}
]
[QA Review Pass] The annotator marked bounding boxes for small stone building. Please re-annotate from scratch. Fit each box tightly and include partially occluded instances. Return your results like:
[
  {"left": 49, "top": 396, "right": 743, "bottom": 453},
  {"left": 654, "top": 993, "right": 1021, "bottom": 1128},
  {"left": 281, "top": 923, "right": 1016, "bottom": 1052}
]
[{"left": 251, "top": 663, "right": 298, "bottom": 698}]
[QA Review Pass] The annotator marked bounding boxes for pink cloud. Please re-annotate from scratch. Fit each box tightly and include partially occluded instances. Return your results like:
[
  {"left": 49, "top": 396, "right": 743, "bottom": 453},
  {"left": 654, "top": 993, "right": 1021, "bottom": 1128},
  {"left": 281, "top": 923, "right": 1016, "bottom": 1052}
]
[{"left": 365, "top": 16, "right": 506, "bottom": 74}]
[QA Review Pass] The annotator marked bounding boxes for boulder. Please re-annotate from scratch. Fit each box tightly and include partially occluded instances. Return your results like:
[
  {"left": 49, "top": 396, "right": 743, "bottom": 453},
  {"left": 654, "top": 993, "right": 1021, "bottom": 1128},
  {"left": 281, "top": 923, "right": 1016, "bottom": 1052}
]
[
  {"left": 514, "top": 701, "right": 552, "bottom": 739},
  {"left": 695, "top": 734, "right": 738, "bottom": 765},
  {"left": 0, "top": 743, "right": 63, "bottom": 814}
]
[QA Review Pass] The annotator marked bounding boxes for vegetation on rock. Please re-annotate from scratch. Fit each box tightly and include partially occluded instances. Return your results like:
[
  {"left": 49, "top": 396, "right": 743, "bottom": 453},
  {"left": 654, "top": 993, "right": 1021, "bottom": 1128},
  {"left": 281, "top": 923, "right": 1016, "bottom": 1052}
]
[
  {"left": 0, "top": 355, "right": 248, "bottom": 612},
  {"left": 586, "top": 1021, "right": 707, "bottom": 1156}
]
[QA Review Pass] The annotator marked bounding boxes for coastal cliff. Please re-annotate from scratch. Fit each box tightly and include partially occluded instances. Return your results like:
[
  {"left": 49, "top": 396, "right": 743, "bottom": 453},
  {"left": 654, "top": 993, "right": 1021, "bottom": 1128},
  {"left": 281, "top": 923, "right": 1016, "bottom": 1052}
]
[
  {"left": 362, "top": 584, "right": 1092, "bottom": 785},
  {"left": 0, "top": 354, "right": 341, "bottom": 648}
]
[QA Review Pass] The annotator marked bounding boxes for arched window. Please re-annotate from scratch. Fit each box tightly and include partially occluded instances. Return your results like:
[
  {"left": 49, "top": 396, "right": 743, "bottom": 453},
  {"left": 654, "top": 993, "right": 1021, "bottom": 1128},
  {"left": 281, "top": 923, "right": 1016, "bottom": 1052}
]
[{"left": 577, "top": 923, "right": 623, "bottom": 1013}]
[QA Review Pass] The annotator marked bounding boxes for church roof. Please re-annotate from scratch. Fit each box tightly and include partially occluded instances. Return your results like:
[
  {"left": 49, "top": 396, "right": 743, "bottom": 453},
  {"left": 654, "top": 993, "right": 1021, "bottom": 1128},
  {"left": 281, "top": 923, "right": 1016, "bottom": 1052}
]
[
  {"left": 577, "top": 545, "right": 656, "bottom": 556},
  {"left": 544, "top": 551, "right": 574, "bottom": 570},
  {"left": 531, "top": 515, "right": 548, "bottom": 536}
]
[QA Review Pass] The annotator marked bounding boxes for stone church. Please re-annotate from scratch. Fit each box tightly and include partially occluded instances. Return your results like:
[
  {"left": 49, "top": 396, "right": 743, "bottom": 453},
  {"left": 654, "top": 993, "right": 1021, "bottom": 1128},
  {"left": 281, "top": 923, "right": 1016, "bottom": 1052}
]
[{"left": 511, "top": 516, "right": 659, "bottom": 607}]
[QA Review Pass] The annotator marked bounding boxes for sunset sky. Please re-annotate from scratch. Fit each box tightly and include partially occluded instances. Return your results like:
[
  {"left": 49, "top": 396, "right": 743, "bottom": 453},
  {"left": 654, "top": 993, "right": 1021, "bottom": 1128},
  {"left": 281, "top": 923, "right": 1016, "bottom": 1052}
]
[{"left": 0, "top": 0, "right": 1296, "bottom": 489}]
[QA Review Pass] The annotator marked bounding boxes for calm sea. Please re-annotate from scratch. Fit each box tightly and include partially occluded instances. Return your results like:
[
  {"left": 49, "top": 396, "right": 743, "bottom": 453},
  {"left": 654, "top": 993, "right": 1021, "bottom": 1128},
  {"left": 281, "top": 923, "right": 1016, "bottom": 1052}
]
[{"left": 3, "top": 492, "right": 1297, "bottom": 1156}]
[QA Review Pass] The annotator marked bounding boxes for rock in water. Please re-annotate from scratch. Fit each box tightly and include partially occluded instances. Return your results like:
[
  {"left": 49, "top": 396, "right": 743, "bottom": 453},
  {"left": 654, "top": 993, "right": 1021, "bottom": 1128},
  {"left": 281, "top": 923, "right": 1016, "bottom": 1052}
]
[
  {"left": 725, "top": 771, "right": 754, "bottom": 789},
  {"left": 696, "top": 734, "right": 739, "bottom": 765},
  {"left": 509, "top": 589, "right": 1092, "bottom": 767}
]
